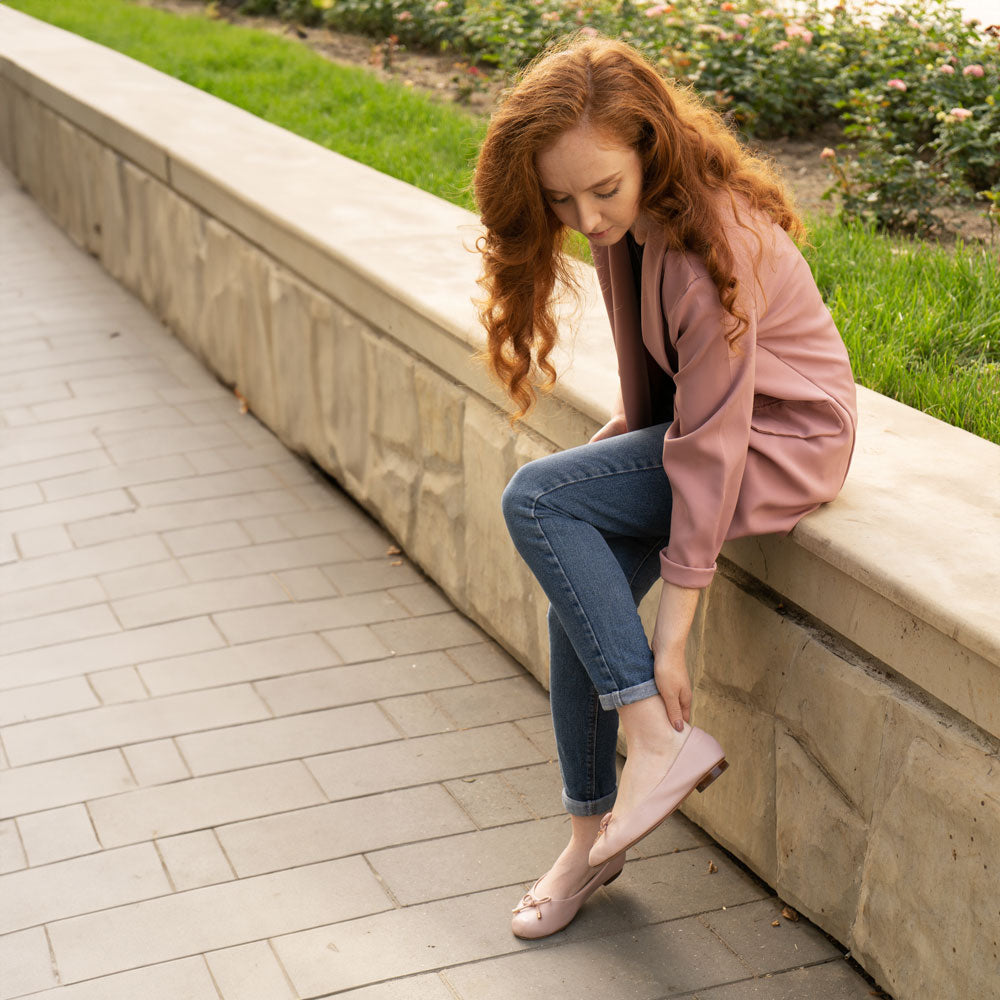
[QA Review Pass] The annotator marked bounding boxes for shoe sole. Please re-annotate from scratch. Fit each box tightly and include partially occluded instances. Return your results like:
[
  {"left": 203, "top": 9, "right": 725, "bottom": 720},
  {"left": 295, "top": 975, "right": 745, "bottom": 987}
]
[{"left": 595, "top": 756, "right": 730, "bottom": 862}]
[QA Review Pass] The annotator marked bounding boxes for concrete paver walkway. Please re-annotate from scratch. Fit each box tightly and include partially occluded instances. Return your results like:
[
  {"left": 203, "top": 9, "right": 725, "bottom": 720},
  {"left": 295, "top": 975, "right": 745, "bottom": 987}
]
[{"left": 0, "top": 163, "right": 880, "bottom": 999}]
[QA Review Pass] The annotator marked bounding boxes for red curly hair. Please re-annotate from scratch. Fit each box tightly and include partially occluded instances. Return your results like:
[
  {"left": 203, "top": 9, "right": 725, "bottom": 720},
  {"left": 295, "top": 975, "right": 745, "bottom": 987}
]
[{"left": 474, "top": 35, "right": 803, "bottom": 419}]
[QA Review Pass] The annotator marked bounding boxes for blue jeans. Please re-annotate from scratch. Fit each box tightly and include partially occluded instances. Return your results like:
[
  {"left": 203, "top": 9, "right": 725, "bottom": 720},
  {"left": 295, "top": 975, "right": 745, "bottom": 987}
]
[{"left": 501, "top": 424, "right": 673, "bottom": 816}]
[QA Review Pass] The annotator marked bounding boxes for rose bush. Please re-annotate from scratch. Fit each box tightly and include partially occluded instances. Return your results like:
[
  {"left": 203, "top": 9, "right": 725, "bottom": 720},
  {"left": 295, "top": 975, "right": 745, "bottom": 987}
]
[{"left": 214, "top": 0, "right": 1000, "bottom": 234}]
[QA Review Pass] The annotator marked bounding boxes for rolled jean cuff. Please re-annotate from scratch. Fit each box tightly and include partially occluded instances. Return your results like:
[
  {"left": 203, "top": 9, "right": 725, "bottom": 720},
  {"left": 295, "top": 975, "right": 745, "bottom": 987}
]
[
  {"left": 562, "top": 787, "right": 618, "bottom": 817},
  {"left": 597, "top": 678, "right": 659, "bottom": 711}
]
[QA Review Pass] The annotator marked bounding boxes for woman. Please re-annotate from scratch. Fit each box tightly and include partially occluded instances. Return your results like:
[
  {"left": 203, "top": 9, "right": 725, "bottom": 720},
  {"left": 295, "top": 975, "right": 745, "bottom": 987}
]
[{"left": 473, "top": 35, "right": 856, "bottom": 940}]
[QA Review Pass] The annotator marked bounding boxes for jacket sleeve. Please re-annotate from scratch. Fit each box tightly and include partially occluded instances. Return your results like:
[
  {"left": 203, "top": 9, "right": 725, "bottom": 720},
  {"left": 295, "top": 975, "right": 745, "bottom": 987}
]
[{"left": 659, "top": 268, "right": 757, "bottom": 589}]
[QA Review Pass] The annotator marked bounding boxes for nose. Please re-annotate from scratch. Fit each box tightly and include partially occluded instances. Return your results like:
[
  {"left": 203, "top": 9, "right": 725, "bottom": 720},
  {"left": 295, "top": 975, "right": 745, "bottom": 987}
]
[
  {"left": 576, "top": 198, "right": 603, "bottom": 236},
  {"left": 577, "top": 202, "right": 602, "bottom": 236}
]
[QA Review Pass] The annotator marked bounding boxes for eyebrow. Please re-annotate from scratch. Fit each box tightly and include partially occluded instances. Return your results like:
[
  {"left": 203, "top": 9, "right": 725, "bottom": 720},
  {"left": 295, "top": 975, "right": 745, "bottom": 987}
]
[{"left": 541, "top": 173, "right": 621, "bottom": 195}]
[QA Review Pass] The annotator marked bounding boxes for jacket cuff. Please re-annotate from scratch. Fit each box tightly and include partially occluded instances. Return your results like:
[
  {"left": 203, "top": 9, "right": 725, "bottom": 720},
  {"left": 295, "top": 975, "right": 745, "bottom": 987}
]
[{"left": 660, "top": 551, "right": 716, "bottom": 589}]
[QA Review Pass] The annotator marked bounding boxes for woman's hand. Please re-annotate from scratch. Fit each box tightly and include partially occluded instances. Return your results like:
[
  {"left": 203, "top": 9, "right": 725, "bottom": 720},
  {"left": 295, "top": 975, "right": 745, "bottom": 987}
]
[
  {"left": 651, "top": 582, "right": 701, "bottom": 731},
  {"left": 653, "top": 645, "right": 692, "bottom": 732},
  {"left": 589, "top": 413, "right": 628, "bottom": 443}
]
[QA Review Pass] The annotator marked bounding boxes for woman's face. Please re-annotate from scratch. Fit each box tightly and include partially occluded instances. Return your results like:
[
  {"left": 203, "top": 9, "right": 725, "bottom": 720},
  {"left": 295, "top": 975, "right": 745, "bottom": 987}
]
[{"left": 535, "top": 122, "right": 643, "bottom": 246}]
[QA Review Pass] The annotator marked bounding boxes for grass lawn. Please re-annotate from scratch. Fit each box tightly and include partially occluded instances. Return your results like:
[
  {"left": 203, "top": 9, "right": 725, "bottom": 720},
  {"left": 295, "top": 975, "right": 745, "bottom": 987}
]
[
  {"left": 5, "top": 0, "right": 485, "bottom": 208},
  {"left": 6, "top": 0, "right": 999, "bottom": 444}
]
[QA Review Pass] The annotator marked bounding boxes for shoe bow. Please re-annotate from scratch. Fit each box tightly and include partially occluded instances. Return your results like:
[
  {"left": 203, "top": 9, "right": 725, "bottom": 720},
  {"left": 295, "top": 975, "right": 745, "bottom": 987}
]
[
  {"left": 594, "top": 812, "right": 613, "bottom": 840},
  {"left": 512, "top": 891, "right": 552, "bottom": 919}
]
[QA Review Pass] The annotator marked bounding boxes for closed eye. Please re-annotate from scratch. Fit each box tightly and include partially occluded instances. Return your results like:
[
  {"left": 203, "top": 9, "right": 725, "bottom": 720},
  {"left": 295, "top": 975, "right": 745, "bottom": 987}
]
[{"left": 546, "top": 185, "right": 620, "bottom": 206}]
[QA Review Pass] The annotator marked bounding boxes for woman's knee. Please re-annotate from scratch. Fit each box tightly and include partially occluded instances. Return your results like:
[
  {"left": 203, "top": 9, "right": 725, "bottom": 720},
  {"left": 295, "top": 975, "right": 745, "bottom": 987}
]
[{"left": 500, "top": 457, "right": 551, "bottom": 531}]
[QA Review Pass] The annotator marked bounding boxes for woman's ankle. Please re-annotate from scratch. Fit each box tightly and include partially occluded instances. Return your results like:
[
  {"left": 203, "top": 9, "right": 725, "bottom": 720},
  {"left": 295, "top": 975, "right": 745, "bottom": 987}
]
[{"left": 618, "top": 696, "right": 686, "bottom": 754}]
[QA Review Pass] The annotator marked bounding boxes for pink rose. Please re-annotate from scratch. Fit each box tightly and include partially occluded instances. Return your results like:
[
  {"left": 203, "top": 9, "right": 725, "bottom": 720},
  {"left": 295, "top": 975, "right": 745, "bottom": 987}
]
[
  {"left": 887, "top": 78, "right": 907, "bottom": 91},
  {"left": 963, "top": 64, "right": 985, "bottom": 77},
  {"left": 760, "top": 7, "right": 776, "bottom": 16},
  {"left": 541, "top": 10, "right": 559, "bottom": 21},
  {"left": 820, "top": 147, "right": 836, "bottom": 160},
  {"left": 734, "top": 13, "right": 750, "bottom": 27},
  {"left": 580, "top": 25, "right": 598, "bottom": 36},
  {"left": 644, "top": 4, "right": 670, "bottom": 15},
  {"left": 397, "top": 9, "right": 413, "bottom": 20},
  {"left": 772, "top": 40, "right": 790, "bottom": 50},
  {"left": 786, "top": 24, "right": 814, "bottom": 44},
  {"left": 939, "top": 64, "right": 955, "bottom": 74},
  {"left": 950, "top": 107, "right": 973, "bottom": 120},
  {"left": 433, "top": 0, "right": 448, "bottom": 10}
]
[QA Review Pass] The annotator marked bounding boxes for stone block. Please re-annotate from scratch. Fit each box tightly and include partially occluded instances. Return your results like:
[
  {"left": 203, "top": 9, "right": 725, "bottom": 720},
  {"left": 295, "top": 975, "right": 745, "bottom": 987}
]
[
  {"left": 368, "top": 814, "right": 574, "bottom": 905},
  {"left": 317, "top": 299, "right": 370, "bottom": 492},
  {"left": 680, "top": 690, "right": 778, "bottom": 887},
  {"left": 46, "top": 858, "right": 391, "bottom": 986},
  {"left": 157, "top": 830, "right": 235, "bottom": 891},
  {"left": 0, "top": 77, "right": 14, "bottom": 171},
  {"left": 271, "top": 885, "right": 623, "bottom": 997},
  {"left": 461, "top": 401, "right": 550, "bottom": 681},
  {"left": 440, "top": 916, "right": 749, "bottom": 1000},
  {"left": 772, "top": 727, "right": 868, "bottom": 945},
  {"left": 118, "top": 160, "right": 172, "bottom": 315},
  {"left": 217, "top": 784, "right": 474, "bottom": 878},
  {"left": 17, "top": 803, "right": 100, "bottom": 866},
  {"left": 254, "top": 650, "right": 468, "bottom": 716},
  {"left": 88, "top": 761, "right": 326, "bottom": 847},
  {"left": 306, "top": 722, "right": 545, "bottom": 801},
  {"left": 701, "top": 897, "right": 841, "bottom": 975},
  {"left": 205, "top": 941, "right": 296, "bottom": 1000},
  {"left": 0, "top": 927, "right": 58, "bottom": 998},
  {"left": 851, "top": 708, "right": 1000, "bottom": 1000},
  {"left": 694, "top": 571, "right": 802, "bottom": 711},
  {"left": 363, "top": 335, "right": 420, "bottom": 539},
  {"left": 158, "top": 186, "right": 207, "bottom": 345},
  {"left": 695, "top": 961, "right": 877, "bottom": 1000},
  {"left": 415, "top": 365, "right": 464, "bottom": 465},
  {"left": 268, "top": 267, "right": 330, "bottom": 459},
  {"left": 407, "top": 367, "right": 467, "bottom": 597},
  {"left": 190, "top": 217, "right": 245, "bottom": 391},
  {"left": 775, "top": 636, "right": 889, "bottom": 823},
  {"left": 610, "top": 845, "right": 769, "bottom": 926},
  {"left": 10, "top": 91, "right": 46, "bottom": 212},
  {"left": 0, "top": 819, "right": 26, "bottom": 874},
  {"left": 0, "top": 842, "right": 170, "bottom": 933},
  {"left": 123, "top": 739, "right": 190, "bottom": 787},
  {"left": 0, "top": 749, "right": 136, "bottom": 819}
]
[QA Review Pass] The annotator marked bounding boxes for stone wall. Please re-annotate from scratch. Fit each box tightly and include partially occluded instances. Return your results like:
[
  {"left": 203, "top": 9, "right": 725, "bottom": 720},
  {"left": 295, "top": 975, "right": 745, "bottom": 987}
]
[{"left": 2, "top": 10, "right": 998, "bottom": 999}]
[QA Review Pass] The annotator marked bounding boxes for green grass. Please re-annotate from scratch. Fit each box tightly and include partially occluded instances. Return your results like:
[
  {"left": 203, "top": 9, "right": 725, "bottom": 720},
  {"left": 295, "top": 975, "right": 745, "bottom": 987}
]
[
  {"left": 804, "top": 219, "right": 999, "bottom": 443},
  {"left": 5, "top": 0, "right": 484, "bottom": 209},
  {"left": 7, "top": 0, "right": 1000, "bottom": 444}
]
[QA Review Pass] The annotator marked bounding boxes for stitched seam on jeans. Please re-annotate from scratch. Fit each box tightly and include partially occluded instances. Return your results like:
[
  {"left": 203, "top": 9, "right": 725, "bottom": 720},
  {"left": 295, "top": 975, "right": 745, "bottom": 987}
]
[
  {"left": 585, "top": 691, "right": 599, "bottom": 802},
  {"left": 527, "top": 494, "right": 618, "bottom": 690}
]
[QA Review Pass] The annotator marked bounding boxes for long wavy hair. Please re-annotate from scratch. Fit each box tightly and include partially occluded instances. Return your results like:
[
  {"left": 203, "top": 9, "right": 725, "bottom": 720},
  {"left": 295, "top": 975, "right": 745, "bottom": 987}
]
[{"left": 474, "top": 35, "right": 803, "bottom": 419}]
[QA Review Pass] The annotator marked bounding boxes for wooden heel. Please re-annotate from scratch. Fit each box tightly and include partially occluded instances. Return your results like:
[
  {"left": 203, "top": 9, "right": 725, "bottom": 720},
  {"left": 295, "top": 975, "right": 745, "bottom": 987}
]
[{"left": 696, "top": 759, "right": 729, "bottom": 793}]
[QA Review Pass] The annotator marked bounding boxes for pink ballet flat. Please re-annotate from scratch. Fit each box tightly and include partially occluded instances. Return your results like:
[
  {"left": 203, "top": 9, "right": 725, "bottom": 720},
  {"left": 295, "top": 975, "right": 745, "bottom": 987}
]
[
  {"left": 588, "top": 726, "right": 728, "bottom": 867},
  {"left": 510, "top": 851, "right": 626, "bottom": 940}
]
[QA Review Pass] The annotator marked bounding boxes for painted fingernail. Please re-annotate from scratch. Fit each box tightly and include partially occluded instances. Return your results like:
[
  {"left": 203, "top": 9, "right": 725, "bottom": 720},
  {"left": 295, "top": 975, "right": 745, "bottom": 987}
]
[{"left": 674, "top": 720, "right": 684, "bottom": 732}]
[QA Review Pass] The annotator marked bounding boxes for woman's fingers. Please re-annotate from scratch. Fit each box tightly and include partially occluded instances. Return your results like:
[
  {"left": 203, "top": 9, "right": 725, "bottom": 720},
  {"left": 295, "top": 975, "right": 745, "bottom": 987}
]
[
  {"left": 588, "top": 415, "right": 627, "bottom": 443},
  {"left": 662, "top": 688, "right": 686, "bottom": 732},
  {"left": 655, "top": 652, "right": 693, "bottom": 732}
]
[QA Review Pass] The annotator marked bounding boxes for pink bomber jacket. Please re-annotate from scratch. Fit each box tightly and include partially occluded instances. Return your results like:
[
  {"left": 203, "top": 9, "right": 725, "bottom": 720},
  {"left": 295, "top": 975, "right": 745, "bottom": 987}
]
[{"left": 591, "top": 209, "right": 858, "bottom": 589}]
